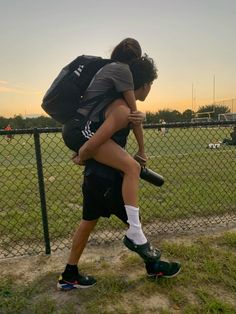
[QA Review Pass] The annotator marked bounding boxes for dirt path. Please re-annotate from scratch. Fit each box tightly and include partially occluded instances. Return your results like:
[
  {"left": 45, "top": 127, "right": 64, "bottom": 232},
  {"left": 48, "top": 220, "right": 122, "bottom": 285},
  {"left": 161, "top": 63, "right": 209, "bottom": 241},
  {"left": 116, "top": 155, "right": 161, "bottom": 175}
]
[{"left": 1, "top": 222, "right": 236, "bottom": 285}]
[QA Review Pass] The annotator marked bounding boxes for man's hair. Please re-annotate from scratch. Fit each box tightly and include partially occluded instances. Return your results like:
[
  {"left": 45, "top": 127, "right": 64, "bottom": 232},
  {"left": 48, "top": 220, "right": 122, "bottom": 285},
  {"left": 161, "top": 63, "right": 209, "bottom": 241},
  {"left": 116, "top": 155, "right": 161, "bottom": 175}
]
[
  {"left": 111, "top": 38, "right": 142, "bottom": 64},
  {"left": 129, "top": 55, "right": 158, "bottom": 89}
]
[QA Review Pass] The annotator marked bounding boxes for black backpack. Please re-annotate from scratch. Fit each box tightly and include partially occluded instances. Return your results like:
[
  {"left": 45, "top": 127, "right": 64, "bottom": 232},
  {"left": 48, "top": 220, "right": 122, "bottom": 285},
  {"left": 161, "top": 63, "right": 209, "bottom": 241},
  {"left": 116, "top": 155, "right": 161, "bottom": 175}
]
[{"left": 41, "top": 55, "right": 113, "bottom": 124}]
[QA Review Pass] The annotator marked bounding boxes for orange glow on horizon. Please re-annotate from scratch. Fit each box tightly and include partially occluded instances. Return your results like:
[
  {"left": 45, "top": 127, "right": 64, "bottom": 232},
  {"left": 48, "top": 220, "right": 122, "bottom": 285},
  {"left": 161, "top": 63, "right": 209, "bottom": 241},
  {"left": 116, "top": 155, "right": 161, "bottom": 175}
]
[{"left": 1, "top": 89, "right": 235, "bottom": 118}]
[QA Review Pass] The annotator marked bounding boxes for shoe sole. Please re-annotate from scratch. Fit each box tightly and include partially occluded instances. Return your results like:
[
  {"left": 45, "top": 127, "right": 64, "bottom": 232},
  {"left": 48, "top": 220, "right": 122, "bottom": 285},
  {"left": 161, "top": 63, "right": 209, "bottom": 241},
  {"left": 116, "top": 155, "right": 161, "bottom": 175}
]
[
  {"left": 147, "top": 266, "right": 181, "bottom": 279},
  {"left": 57, "top": 282, "right": 96, "bottom": 290}
]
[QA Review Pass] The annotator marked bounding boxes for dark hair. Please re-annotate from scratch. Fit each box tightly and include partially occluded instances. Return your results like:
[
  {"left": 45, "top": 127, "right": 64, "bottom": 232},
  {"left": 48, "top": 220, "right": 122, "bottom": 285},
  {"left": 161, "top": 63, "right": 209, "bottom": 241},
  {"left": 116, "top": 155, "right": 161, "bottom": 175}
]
[
  {"left": 129, "top": 54, "right": 158, "bottom": 89},
  {"left": 111, "top": 38, "right": 142, "bottom": 63}
]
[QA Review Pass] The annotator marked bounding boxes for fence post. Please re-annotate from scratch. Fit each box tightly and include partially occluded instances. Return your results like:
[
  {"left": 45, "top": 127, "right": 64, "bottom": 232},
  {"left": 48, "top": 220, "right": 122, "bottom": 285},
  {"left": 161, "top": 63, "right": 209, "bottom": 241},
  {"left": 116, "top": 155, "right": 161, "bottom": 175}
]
[{"left": 34, "top": 128, "right": 51, "bottom": 254}]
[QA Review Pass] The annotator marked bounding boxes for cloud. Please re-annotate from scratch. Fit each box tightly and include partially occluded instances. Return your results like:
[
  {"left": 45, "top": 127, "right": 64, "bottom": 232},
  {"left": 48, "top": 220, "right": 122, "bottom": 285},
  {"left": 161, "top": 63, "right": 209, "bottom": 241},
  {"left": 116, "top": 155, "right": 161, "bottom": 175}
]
[{"left": 0, "top": 81, "right": 40, "bottom": 95}]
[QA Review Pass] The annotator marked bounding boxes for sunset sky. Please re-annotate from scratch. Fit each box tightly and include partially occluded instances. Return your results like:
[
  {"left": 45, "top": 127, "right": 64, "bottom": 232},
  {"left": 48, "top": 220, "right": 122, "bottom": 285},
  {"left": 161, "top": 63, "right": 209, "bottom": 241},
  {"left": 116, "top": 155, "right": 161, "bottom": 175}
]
[{"left": 0, "top": 0, "right": 235, "bottom": 117}]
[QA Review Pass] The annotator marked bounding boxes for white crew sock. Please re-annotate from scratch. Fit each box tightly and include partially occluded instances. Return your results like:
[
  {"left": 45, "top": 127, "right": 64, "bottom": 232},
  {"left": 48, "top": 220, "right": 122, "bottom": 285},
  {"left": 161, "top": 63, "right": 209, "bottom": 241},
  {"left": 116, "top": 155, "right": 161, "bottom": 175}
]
[{"left": 125, "top": 205, "right": 147, "bottom": 245}]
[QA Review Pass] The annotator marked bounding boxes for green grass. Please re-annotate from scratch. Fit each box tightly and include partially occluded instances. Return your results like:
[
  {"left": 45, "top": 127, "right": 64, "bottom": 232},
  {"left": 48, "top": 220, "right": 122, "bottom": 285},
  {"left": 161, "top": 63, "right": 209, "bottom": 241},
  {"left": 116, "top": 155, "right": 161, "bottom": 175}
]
[
  {"left": 0, "top": 127, "right": 236, "bottom": 256},
  {"left": 1, "top": 231, "right": 236, "bottom": 313}
]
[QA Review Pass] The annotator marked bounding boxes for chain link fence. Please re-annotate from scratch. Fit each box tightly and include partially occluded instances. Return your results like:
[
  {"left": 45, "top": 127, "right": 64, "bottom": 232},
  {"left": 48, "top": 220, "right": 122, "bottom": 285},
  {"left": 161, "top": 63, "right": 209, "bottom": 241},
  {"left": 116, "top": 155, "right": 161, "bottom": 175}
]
[{"left": 0, "top": 121, "right": 235, "bottom": 259}]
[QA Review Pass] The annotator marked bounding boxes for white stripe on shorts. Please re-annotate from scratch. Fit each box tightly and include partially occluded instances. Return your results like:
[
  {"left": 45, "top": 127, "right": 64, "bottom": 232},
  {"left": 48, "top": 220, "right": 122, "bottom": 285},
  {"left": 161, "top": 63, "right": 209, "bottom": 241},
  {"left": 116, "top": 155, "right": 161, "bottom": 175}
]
[{"left": 82, "top": 121, "right": 95, "bottom": 139}]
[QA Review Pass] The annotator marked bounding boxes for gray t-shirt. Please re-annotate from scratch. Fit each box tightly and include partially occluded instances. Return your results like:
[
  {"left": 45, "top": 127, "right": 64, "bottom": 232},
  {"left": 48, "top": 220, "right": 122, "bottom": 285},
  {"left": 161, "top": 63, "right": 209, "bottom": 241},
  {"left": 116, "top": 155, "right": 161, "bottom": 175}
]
[{"left": 77, "top": 62, "right": 134, "bottom": 122}]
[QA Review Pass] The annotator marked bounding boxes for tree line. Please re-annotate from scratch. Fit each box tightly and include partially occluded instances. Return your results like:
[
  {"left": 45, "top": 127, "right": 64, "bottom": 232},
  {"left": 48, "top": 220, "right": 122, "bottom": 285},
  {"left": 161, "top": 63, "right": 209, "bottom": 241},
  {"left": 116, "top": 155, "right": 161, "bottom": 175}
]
[
  {"left": 0, "top": 104, "right": 230, "bottom": 129},
  {"left": 146, "top": 104, "right": 230, "bottom": 123}
]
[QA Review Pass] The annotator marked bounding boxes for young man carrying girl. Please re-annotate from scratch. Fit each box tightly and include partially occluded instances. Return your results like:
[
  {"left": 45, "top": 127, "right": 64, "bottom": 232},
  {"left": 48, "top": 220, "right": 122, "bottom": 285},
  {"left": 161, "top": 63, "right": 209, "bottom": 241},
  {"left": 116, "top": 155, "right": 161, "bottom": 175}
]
[
  {"left": 59, "top": 55, "right": 181, "bottom": 289},
  {"left": 63, "top": 39, "right": 156, "bottom": 251}
]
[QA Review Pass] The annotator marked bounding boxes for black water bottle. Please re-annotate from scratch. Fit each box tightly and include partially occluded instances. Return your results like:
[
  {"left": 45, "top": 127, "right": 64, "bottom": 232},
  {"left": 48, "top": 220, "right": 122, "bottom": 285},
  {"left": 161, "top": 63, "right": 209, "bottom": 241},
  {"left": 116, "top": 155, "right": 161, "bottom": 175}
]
[{"left": 140, "top": 167, "right": 164, "bottom": 187}]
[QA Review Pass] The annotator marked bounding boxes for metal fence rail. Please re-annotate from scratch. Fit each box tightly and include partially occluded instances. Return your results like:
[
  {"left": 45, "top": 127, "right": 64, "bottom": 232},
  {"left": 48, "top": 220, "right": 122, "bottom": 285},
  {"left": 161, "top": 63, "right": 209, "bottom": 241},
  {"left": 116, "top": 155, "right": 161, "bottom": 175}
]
[{"left": 0, "top": 121, "right": 235, "bottom": 258}]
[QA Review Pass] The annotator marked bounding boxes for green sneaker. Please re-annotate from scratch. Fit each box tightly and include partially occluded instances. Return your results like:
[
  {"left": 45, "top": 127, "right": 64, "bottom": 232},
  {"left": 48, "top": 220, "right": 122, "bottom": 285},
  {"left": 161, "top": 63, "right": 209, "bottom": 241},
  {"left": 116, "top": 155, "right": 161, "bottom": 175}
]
[{"left": 146, "top": 260, "right": 181, "bottom": 279}]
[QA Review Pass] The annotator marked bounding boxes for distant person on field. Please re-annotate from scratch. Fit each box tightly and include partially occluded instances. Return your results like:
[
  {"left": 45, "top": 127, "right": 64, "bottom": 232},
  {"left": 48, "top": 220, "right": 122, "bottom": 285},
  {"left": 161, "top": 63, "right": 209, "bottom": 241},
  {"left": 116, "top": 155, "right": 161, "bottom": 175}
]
[
  {"left": 160, "top": 119, "right": 167, "bottom": 136},
  {"left": 222, "top": 126, "right": 236, "bottom": 146},
  {"left": 4, "top": 124, "right": 13, "bottom": 142}
]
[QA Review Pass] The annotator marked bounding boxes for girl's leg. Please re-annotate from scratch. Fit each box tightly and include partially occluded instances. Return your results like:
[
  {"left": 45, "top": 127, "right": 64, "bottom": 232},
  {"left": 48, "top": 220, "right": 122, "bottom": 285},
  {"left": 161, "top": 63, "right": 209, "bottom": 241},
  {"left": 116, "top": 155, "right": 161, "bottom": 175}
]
[
  {"left": 94, "top": 139, "right": 140, "bottom": 205},
  {"left": 91, "top": 139, "right": 147, "bottom": 245}
]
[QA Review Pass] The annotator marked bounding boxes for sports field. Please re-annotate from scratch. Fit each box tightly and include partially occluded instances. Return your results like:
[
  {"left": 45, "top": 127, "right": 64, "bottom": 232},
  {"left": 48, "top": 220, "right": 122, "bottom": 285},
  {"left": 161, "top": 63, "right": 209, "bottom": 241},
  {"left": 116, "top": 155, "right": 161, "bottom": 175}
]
[{"left": 0, "top": 125, "right": 235, "bottom": 257}]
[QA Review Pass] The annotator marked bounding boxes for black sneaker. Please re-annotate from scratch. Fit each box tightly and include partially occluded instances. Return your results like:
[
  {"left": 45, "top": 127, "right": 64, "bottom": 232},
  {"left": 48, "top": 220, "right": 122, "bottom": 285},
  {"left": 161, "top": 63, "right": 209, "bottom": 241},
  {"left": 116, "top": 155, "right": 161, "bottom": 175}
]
[
  {"left": 123, "top": 235, "right": 161, "bottom": 262},
  {"left": 57, "top": 273, "right": 97, "bottom": 290},
  {"left": 146, "top": 260, "right": 181, "bottom": 279}
]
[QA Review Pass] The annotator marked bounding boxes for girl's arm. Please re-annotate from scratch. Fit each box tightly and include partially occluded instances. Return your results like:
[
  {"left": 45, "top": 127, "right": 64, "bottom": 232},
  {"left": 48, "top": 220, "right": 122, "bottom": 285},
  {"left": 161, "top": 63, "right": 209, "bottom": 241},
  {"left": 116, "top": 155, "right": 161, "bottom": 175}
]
[
  {"left": 123, "top": 90, "right": 137, "bottom": 112},
  {"left": 132, "top": 124, "right": 147, "bottom": 165},
  {"left": 123, "top": 90, "right": 147, "bottom": 164}
]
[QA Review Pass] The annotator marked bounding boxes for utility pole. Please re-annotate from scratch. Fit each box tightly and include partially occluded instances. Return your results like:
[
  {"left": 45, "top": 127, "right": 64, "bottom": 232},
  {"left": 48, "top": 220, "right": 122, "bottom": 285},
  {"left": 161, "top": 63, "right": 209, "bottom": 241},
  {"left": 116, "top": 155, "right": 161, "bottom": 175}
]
[
  {"left": 213, "top": 75, "right": 215, "bottom": 105},
  {"left": 192, "top": 83, "right": 194, "bottom": 112},
  {"left": 192, "top": 83, "right": 196, "bottom": 112}
]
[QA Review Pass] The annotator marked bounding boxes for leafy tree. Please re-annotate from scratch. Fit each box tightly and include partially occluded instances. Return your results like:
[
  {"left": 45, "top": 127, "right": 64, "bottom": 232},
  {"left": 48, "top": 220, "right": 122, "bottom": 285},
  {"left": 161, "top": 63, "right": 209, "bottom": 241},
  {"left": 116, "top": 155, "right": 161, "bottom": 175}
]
[
  {"left": 1, "top": 103, "right": 230, "bottom": 129},
  {"left": 182, "top": 109, "right": 194, "bottom": 122},
  {"left": 0, "top": 116, "right": 8, "bottom": 129},
  {"left": 146, "top": 111, "right": 160, "bottom": 123},
  {"left": 158, "top": 109, "right": 182, "bottom": 122},
  {"left": 9, "top": 115, "right": 26, "bottom": 129},
  {"left": 0, "top": 115, "right": 61, "bottom": 129},
  {"left": 146, "top": 109, "right": 194, "bottom": 123}
]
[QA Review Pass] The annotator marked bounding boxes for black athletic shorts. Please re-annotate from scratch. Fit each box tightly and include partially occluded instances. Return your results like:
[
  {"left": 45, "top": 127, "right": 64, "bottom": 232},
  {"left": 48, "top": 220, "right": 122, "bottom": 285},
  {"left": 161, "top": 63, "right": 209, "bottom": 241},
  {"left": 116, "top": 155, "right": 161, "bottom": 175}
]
[
  {"left": 62, "top": 117, "right": 103, "bottom": 152},
  {"left": 82, "top": 174, "right": 128, "bottom": 224}
]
